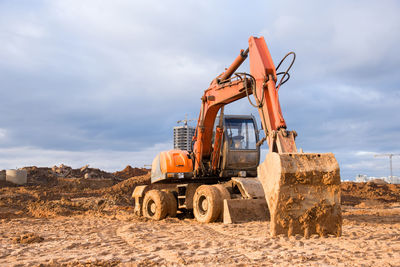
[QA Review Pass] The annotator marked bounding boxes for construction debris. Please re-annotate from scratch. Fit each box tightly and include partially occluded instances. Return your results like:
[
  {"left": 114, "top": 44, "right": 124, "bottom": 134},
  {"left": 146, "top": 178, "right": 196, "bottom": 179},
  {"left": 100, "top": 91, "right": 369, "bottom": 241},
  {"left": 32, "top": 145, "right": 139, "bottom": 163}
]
[{"left": 5, "top": 170, "right": 27, "bottom": 185}]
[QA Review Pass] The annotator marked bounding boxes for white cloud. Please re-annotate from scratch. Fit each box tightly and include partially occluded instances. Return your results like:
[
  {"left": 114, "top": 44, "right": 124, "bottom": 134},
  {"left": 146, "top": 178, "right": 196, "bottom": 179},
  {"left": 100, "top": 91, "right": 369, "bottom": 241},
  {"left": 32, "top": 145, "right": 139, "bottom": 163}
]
[
  {"left": 355, "top": 151, "right": 377, "bottom": 157},
  {"left": 262, "top": 0, "right": 400, "bottom": 84},
  {"left": 0, "top": 129, "right": 6, "bottom": 139},
  {"left": 0, "top": 141, "right": 171, "bottom": 171}
]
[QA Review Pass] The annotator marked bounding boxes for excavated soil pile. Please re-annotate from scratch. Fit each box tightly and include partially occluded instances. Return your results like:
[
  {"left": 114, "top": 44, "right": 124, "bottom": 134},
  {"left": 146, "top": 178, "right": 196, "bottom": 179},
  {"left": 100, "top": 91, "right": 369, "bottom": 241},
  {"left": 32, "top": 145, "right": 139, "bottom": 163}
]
[
  {"left": 17, "top": 165, "right": 116, "bottom": 186},
  {"left": 1, "top": 162, "right": 399, "bottom": 222},
  {"left": 50, "top": 164, "right": 115, "bottom": 179},
  {"left": 0, "top": 180, "right": 16, "bottom": 188},
  {"left": 113, "top": 165, "right": 149, "bottom": 180},
  {"left": 341, "top": 181, "right": 400, "bottom": 206},
  {"left": 98, "top": 174, "right": 151, "bottom": 205},
  {"left": 0, "top": 165, "right": 150, "bottom": 219},
  {"left": 21, "top": 166, "right": 57, "bottom": 185}
]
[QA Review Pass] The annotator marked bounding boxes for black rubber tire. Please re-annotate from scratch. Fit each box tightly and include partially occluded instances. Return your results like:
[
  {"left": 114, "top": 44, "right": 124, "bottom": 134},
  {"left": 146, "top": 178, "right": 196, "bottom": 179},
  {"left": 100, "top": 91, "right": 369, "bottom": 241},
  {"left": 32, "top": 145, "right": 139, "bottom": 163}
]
[
  {"left": 193, "top": 185, "right": 222, "bottom": 223},
  {"left": 142, "top": 190, "right": 168, "bottom": 220},
  {"left": 164, "top": 191, "right": 177, "bottom": 218},
  {"left": 212, "top": 184, "right": 231, "bottom": 222},
  {"left": 213, "top": 184, "right": 231, "bottom": 200}
]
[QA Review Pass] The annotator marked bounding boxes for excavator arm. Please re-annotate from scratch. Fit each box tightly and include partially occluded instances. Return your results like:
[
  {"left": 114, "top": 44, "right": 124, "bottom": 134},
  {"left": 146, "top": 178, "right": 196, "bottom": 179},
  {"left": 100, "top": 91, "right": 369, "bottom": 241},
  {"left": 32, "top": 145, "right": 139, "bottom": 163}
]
[{"left": 193, "top": 36, "right": 296, "bottom": 175}]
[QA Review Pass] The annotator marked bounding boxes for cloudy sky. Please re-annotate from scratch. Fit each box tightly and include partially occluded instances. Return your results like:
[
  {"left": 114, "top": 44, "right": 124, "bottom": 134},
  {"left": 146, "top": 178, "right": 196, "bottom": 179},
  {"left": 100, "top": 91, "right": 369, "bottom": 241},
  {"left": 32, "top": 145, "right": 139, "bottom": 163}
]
[{"left": 0, "top": 0, "right": 399, "bottom": 179}]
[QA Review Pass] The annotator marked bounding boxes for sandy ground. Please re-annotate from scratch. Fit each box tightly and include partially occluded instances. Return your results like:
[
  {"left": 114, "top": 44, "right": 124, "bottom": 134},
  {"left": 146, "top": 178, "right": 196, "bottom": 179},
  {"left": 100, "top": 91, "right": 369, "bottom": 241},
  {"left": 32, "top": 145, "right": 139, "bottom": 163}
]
[
  {"left": 0, "top": 203, "right": 399, "bottom": 267},
  {"left": 1, "top": 167, "right": 400, "bottom": 266}
]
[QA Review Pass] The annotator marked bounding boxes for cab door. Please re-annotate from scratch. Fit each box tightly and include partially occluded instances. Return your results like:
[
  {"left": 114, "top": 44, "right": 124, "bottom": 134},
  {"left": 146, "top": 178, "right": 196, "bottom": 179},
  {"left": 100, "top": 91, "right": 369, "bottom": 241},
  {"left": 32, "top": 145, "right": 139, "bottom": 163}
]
[{"left": 219, "top": 115, "right": 260, "bottom": 177}]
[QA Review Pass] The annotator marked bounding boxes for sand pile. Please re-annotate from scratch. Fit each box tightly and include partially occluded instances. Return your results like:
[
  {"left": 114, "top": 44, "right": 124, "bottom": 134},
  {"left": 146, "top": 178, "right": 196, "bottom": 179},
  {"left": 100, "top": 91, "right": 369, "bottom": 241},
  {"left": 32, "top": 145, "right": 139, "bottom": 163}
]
[
  {"left": 0, "top": 180, "right": 16, "bottom": 188},
  {"left": 341, "top": 181, "right": 400, "bottom": 205},
  {"left": 20, "top": 166, "right": 57, "bottom": 185},
  {"left": 49, "top": 164, "right": 115, "bottom": 179},
  {"left": 98, "top": 174, "right": 151, "bottom": 205},
  {"left": 113, "top": 165, "right": 149, "bottom": 180},
  {"left": 18, "top": 164, "right": 116, "bottom": 186},
  {"left": 0, "top": 165, "right": 150, "bottom": 219}
]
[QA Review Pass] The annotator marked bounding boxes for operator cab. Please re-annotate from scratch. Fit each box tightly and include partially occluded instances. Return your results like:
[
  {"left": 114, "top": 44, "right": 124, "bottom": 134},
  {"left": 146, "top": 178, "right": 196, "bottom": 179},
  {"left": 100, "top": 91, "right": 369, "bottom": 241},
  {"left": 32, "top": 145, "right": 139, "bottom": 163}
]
[{"left": 218, "top": 115, "right": 260, "bottom": 178}]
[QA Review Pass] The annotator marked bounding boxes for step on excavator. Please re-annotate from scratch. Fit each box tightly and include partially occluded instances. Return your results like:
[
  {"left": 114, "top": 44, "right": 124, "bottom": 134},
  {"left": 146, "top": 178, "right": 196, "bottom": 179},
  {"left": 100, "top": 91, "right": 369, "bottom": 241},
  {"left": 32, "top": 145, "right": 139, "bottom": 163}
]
[{"left": 132, "top": 36, "right": 342, "bottom": 237}]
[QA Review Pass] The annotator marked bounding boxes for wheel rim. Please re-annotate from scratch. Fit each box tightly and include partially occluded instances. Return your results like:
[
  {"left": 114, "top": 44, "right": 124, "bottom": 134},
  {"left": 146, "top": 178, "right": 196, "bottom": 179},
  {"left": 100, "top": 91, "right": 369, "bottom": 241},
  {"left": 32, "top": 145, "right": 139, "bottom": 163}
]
[
  {"left": 150, "top": 202, "right": 156, "bottom": 214},
  {"left": 198, "top": 195, "right": 208, "bottom": 216},
  {"left": 146, "top": 199, "right": 156, "bottom": 217}
]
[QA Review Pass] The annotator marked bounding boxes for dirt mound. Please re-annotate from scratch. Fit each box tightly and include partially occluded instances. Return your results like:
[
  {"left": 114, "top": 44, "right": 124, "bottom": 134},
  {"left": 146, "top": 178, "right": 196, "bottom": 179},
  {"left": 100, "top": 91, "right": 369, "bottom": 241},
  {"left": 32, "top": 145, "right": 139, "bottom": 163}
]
[
  {"left": 56, "top": 178, "right": 114, "bottom": 191},
  {"left": 113, "top": 165, "right": 149, "bottom": 180},
  {"left": 341, "top": 182, "right": 400, "bottom": 206},
  {"left": 2, "top": 164, "right": 147, "bottom": 188},
  {"left": 0, "top": 164, "right": 152, "bottom": 220},
  {"left": 50, "top": 164, "right": 115, "bottom": 179},
  {"left": 6, "top": 164, "right": 399, "bottom": 222},
  {"left": 106, "top": 174, "right": 150, "bottom": 194},
  {"left": 99, "top": 174, "right": 151, "bottom": 205},
  {"left": 18, "top": 164, "right": 116, "bottom": 186},
  {"left": 369, "top": 178, "right": 387, "bottom": 184},
  {"left": 23, "top": 173, "right": 151, "bottom": 218},
  {"left": 0, "top": 173, "right": 150, "bottom": 219},
  {"left": 20, "top": 166, "right": 57, "bottom": 185},
  {"left": 0, "top": 180, "right": 17, "bottom": 188}
]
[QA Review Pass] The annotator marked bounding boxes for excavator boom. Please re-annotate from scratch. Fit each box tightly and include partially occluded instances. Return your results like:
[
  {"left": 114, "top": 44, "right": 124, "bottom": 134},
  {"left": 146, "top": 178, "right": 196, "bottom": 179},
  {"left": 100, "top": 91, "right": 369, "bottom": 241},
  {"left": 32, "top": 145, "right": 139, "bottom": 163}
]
[{"left": 193, "top": 36, "right": 298, "bottom": 175}]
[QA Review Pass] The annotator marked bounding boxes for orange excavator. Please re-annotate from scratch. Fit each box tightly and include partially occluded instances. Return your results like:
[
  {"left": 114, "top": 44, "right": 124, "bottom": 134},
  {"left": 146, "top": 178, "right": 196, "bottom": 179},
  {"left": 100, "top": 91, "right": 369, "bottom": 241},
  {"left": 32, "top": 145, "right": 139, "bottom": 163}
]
[{"left": 132, "top": 36, "right": 342, "bottom": 237}]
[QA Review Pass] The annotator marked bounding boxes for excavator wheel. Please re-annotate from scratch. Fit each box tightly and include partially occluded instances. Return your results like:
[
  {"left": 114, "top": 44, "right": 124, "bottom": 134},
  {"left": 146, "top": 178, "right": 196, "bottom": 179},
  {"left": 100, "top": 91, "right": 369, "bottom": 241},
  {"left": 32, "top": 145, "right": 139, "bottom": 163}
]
[
  {"left": 212, "top": 184, "right": 231, "bottom": 221},
  {"left": 164, "top": 191, "right": 177, "bottom": 218},
  {"left": 193, "top": 185, "right": 222, "bottom": 223},
  {"left": 212, "top": 184, "right": 231, "bottom": 201},
  {"left": 142, "top": 190, "right": 168, "bottom": 220}
]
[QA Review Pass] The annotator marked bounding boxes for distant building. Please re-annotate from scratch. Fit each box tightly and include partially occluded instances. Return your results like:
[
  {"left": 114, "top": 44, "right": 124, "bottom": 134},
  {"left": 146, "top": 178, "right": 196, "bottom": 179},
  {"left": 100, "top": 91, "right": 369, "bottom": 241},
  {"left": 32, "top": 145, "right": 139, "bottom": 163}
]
[
  {"left": 355, "top": 174, "right": 400, "bottom": 184},
  {"left": 173, "top": 125, "right": 195, "bottom": 152},
  {"left": 355, "top": 174, "right": 368, "bottom": 183},
  {"left": 388, "top": 176, "right": 400, "bottom": 184}
]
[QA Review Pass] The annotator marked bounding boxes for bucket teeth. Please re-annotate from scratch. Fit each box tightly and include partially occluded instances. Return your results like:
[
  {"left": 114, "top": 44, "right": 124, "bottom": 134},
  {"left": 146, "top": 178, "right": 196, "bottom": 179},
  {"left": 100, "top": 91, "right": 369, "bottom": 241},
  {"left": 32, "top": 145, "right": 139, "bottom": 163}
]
[{"left": 258, "top": 152, "right": 342, "bottom": 237}]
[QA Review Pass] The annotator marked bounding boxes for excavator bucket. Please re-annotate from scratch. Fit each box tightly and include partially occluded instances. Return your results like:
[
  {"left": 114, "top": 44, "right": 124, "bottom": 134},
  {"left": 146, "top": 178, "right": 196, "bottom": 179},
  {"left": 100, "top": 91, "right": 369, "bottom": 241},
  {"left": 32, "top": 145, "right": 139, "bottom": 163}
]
[{"left": 258, "top": 152, "right": 342, "bottom": 237}]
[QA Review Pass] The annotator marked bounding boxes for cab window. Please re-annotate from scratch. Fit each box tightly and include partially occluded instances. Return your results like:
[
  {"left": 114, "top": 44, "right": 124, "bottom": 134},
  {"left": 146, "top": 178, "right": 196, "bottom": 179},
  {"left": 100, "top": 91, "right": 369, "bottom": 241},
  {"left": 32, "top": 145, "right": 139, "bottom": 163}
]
[{"left": 224, "top": 118, "right": 257, "bottom": 150}]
